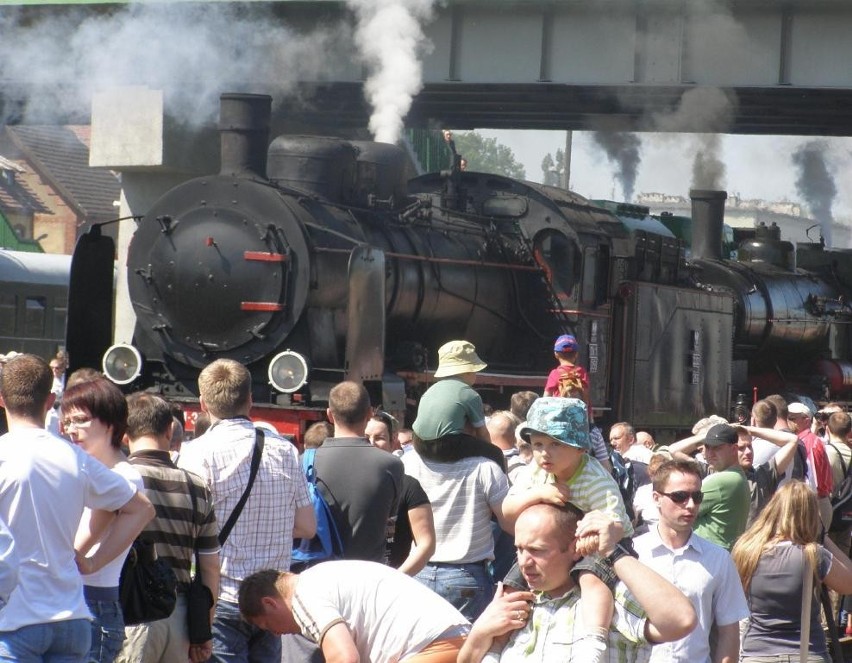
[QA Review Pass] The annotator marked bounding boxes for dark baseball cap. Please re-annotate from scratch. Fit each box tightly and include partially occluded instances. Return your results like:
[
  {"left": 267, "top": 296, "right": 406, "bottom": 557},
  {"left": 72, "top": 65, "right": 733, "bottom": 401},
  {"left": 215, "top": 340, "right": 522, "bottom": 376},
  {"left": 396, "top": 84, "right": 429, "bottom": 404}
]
[{"left": 704, "top": 423, "right": 738, "bottom": 447}]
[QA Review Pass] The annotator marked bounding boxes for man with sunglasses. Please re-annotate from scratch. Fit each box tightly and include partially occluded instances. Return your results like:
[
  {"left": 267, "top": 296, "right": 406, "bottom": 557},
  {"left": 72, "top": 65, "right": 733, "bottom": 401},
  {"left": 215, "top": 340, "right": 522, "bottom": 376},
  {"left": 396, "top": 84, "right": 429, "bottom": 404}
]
[{"left": 634, "top": 459, "right": 748, "bottom": 663}]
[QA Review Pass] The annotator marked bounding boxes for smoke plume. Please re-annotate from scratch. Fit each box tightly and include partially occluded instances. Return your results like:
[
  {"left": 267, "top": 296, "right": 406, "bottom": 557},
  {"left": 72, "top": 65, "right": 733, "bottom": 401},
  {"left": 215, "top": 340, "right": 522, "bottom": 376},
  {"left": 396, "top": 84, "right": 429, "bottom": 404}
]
[
  {"left": 0, "top": 3, "right": 346, "bottom": 127},
  {"left": 649, "top": 87, "right": 737, "bottom": 134},
  {"left": 792, "top": 141, "right": 836, "bottom": 247},
  {"left": 691, "top": 134, "right": 725, "bottom": 190},
  {"left": 591, "top": 132, "right": 641, "bottom": 201},
  {"left": 347, "top": 0, "right": 435, "bottom": 144}
]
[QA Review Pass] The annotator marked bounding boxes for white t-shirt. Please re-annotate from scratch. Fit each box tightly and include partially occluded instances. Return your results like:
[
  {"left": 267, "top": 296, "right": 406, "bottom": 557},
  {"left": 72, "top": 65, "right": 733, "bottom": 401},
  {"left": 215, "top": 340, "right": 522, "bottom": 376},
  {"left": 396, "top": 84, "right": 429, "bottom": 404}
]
[
  {"left": 0, "top": 428, "right": 137, "bottom": 631},
  {"left": 293, "top": 561, "right": 469, "bottom": 663},
  {"left": 79, "top": 460, "right": 144, "bottom": 588},
  {"left": 402, "top": 453, "right": 509, "bottom": 563}
]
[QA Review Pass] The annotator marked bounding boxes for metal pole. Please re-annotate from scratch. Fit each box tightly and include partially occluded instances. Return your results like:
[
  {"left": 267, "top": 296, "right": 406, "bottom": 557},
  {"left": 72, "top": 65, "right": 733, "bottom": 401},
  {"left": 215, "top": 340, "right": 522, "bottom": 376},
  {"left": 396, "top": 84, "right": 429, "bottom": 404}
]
[{"left": 563, "top": 130, "right": 572, "bottom": 190}]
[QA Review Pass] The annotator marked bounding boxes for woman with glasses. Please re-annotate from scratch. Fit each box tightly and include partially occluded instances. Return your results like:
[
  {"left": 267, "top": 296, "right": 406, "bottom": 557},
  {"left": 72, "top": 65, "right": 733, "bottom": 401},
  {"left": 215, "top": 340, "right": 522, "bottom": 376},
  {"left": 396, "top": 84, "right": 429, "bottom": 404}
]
[
  {"left": 732, "top": 481, "right": 852, "bottom": 662},
  {"left": 62, "top": 377, "right": 144, "bottom": 663}
]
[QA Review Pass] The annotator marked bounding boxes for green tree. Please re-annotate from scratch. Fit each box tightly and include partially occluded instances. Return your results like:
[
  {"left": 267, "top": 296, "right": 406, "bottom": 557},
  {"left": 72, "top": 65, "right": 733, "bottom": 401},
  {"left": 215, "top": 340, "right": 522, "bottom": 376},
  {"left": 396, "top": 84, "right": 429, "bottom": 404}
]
[
  {"left": 541, "top": 148, "right": 565, "bottom": 186},
  {"left": 451, "top": 131, "right": 526, "bottom": 180}
]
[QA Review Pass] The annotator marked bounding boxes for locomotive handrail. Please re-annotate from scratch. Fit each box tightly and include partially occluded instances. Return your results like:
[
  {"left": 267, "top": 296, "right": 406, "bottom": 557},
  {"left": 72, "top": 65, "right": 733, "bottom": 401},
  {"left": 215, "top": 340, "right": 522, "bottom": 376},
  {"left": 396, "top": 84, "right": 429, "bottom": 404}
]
[{"left": 313, "top": 246, "right": 541, "bottom": 272}]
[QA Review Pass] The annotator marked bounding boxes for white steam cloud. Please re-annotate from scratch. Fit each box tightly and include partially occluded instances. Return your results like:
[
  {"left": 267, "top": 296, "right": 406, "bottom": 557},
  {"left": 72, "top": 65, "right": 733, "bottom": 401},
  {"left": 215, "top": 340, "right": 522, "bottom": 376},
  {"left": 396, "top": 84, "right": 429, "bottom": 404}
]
[
  {"left": 348, "top": 0, "right": 435, "bottom": 144},
  {"left": 0, "top": 3, "right": 347, "bottom": 127}
]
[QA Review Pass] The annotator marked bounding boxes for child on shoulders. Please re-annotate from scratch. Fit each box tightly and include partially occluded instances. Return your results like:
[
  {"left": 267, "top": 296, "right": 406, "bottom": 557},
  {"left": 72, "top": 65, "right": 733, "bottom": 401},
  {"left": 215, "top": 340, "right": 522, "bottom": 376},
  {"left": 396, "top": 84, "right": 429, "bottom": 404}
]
[{"left": 502, "top": 397, "right": 634, "bottom": 663}]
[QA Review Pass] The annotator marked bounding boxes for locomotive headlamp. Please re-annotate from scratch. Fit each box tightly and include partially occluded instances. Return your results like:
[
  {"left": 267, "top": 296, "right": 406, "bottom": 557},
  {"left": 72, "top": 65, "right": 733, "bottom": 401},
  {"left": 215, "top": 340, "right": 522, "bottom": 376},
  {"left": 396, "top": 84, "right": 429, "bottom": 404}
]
[
  {"left": 102, "top": 344, "right": 143, "bottom": 385},
  {"left": 268, "top": 351, "right": 309, "bottom": 393}
]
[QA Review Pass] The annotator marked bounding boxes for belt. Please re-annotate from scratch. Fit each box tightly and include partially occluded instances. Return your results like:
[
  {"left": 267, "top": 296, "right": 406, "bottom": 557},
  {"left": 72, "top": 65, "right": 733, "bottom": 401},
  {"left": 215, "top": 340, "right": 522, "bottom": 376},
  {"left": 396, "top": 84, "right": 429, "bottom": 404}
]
[{"left": 428, "top": 560, "right": 490, "bottom": 569}]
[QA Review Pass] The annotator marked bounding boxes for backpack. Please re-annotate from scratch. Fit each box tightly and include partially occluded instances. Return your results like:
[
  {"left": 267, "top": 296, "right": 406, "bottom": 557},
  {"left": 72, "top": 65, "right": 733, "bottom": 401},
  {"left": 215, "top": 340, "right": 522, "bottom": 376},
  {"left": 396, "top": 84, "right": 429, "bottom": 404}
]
[
  {"left": 609, "top": 450, "right": 636, "bottom": 522},
  {"left": 292, "top": 448, "right": 344, "bottom": 568},
  {"left": 826, "top": 441, "right": 852, "bottom": 533},
  {"left": 557, "top": 365, "right": 586, "bottom": 398}
]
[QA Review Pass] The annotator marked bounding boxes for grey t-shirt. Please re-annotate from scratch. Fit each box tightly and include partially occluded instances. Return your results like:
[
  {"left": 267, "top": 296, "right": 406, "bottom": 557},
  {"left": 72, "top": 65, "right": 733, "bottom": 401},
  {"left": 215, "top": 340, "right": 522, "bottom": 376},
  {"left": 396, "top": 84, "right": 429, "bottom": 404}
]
[{"left": 741, "top": 542, "right": 832, "bottom": 656}]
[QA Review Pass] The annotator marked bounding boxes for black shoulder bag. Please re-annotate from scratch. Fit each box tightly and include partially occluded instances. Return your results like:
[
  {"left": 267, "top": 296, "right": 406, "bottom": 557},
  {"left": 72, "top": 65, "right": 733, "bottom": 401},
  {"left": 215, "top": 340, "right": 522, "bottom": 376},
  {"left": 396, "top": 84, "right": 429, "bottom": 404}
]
[
  {"left": 119, "top": 538, "right": 178, "bottom": 625},
  {"left": 182, "top": 469, "right": 215, "bottom": 644}
]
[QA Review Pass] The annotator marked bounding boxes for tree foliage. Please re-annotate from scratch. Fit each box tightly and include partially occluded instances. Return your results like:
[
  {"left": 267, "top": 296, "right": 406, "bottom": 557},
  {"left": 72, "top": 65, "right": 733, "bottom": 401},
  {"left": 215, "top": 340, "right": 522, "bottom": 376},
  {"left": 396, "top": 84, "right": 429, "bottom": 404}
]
[
  {"left": 541, "top": 148, "right": 565, "bottom": 186},
  {"left": 451, "top": 131, "right": 526, "bottom": 180}
]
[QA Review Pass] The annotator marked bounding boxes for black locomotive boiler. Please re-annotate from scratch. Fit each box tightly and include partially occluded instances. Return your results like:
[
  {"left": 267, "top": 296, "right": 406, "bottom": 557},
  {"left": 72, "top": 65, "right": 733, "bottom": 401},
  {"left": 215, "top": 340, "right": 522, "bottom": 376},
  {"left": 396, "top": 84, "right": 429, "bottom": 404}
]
[{"left": 67, "top": 93, "right": 852, "bottom": 439}]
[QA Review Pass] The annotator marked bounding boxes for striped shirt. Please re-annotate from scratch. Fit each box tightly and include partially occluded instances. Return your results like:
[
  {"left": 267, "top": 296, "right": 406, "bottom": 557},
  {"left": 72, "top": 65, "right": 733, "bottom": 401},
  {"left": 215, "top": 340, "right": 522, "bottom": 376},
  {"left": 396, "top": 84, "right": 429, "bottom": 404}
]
[
  {"left": 127, "top": 449, "right": 219, "bottom": 585},
  {"left": 509, "top": 455, "right": 634, "bottom": 536},
  {"left": 402, "top": 453, "right": 509, "bottom": 563},
  {"left": 177, "top": 418, "right": 311, "bottom": 603}
]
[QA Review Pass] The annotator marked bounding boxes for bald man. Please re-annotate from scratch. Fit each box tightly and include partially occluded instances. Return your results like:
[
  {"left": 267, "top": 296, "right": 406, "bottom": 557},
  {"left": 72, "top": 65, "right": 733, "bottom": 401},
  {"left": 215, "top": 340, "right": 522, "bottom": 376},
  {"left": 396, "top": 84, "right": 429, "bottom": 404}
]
[{"left": 487, "top": 411, "right": 526, "bottom": 484}]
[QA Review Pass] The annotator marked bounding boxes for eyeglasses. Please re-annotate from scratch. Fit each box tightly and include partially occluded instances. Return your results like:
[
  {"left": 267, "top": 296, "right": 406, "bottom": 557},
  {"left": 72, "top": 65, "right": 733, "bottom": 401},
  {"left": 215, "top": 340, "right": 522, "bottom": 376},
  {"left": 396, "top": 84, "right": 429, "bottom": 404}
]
[
  {"left": 62, "top": 416, "right": 93, "bottom": 430},
  {"left": 659, "top": 490, "right": 704, "bottom": 505}
]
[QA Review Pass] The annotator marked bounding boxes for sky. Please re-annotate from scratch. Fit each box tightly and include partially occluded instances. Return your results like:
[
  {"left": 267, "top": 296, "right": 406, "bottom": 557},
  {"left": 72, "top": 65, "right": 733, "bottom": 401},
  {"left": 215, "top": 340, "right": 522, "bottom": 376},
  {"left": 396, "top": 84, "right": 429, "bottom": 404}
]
[{"left": 478, "top": 130, "right": 852, "bottom": 237}]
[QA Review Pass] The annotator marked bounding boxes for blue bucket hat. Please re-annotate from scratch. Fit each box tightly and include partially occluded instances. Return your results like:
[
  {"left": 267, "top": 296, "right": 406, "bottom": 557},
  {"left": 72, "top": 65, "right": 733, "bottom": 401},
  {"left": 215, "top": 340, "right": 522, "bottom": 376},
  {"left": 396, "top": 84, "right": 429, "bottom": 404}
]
[{"left": 517, "top": 397, "right": 591, "bottom": 451}]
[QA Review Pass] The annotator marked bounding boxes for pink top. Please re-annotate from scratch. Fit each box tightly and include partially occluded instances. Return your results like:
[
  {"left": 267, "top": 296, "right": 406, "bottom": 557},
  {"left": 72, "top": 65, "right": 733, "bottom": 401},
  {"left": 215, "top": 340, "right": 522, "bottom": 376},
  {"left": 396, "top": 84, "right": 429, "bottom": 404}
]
[{"left": 544, "top": 364, "right": 590, "bottom": 397}]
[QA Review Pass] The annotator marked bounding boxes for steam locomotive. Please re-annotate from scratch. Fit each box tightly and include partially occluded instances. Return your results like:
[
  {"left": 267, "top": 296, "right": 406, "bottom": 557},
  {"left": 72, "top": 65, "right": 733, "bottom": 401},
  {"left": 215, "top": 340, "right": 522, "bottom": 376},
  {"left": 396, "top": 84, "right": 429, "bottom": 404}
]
[{"left": 65, "top": 93, "right": 852, "bottom": 439}]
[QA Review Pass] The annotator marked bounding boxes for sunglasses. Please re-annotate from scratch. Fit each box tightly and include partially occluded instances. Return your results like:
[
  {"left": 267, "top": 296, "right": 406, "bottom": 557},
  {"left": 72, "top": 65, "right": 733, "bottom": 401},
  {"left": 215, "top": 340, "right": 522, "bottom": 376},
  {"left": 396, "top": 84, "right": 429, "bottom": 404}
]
[{"left": 659, "top": 490, "right": 704, "bottom": 505}]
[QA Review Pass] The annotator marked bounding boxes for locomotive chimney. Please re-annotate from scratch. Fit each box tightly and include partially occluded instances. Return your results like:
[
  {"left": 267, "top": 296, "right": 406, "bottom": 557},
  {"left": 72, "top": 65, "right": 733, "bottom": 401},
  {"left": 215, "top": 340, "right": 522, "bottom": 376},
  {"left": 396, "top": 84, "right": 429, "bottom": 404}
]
[
  {"left": 219, "top": 93, "right": 272, "bottom": 178},
  {"left": 690, "top": 189, "right": 727, "bottom": 261}
]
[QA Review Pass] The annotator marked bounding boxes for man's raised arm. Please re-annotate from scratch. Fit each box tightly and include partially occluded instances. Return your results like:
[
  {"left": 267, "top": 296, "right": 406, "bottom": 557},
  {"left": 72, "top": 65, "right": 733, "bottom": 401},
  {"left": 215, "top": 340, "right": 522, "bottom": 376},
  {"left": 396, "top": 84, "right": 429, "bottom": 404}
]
[{"left": 576, "top": 511, "right": 697, "bottom": 644}]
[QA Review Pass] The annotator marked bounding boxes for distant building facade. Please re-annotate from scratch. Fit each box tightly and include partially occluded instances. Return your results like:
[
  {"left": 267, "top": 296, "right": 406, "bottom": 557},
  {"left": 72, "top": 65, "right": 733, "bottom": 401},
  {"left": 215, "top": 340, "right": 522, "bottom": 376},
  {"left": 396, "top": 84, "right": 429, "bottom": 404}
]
[{"left": 0, "top": 126, "right": 120, "bottom": 254}]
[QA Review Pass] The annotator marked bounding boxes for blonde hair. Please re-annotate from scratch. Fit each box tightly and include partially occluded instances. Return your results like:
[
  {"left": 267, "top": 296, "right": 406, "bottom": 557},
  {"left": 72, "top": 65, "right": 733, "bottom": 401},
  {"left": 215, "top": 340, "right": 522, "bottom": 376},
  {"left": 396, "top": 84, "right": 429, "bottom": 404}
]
[
  {"left": 198, "top": 359, "right": 251, "bottom": 419},
  {"left": 731, "top": 481, "right": 820, "bottom": 593}
]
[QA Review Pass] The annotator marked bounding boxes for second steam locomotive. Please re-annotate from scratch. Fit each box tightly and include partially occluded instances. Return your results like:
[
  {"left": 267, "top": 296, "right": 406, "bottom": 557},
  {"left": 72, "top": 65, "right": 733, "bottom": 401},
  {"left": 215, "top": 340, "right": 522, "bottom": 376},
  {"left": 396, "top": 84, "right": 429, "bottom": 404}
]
[{"left": 68, "top": 93, "right": 852, "bottom": 438}]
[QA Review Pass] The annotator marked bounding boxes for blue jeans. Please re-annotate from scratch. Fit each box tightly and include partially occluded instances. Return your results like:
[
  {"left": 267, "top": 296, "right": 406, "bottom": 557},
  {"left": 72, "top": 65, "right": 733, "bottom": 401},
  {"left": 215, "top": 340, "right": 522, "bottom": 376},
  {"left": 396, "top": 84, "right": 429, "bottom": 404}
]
[
  {"left": 415, "top": 561, "right": 495, "bottom": 621},
  {"left": 85, "top": 597, "right": 125, "bottom": 663},
  {"left": 211, "top": 599, "right": 281, "bottom": 663},
  {"left": 0, "top": 619, "right": 90, "bottom": 662}
]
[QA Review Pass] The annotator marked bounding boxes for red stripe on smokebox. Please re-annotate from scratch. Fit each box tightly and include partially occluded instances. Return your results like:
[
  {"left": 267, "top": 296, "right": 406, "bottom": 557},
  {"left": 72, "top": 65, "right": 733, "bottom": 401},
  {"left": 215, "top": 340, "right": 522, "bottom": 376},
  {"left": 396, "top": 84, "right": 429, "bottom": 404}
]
[
  {"left": 240, "top": 302, "right": 284, "bottom": 312},
  {"left": 244, "top": 251, "right": 286, "bottom": 262}
]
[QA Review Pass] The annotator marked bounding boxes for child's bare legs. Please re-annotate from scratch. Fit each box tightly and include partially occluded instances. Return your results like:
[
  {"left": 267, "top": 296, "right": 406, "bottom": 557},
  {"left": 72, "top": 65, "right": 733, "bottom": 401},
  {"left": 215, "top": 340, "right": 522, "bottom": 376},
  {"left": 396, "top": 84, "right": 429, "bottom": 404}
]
[{"left": 575, "top": 571, "right": 613, "bottom": 663}]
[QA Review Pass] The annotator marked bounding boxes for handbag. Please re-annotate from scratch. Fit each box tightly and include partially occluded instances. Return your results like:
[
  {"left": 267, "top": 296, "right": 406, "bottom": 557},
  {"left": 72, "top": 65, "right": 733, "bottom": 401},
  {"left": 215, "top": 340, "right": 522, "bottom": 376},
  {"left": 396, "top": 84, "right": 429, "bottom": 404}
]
[
  {"left": 182, "top": 470, "right": 215, "bottom": 644},
  {"left": 119, "top": 538, "right": 178, "bottom": 625}
]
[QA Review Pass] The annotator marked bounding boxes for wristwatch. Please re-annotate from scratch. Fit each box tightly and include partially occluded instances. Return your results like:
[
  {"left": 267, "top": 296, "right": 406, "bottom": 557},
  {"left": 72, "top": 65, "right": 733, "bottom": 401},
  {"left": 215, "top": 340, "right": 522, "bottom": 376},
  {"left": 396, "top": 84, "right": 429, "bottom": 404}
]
[{"left": 605, "top": 540, "right": 638, "bottom": 565}]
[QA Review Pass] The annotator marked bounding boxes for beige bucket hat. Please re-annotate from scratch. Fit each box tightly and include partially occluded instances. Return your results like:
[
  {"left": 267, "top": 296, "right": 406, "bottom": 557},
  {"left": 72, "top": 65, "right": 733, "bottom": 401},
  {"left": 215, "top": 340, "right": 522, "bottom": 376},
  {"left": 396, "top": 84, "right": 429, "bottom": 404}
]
[{"left": 434, "top": 340, "right": 487, "bottom": 378}]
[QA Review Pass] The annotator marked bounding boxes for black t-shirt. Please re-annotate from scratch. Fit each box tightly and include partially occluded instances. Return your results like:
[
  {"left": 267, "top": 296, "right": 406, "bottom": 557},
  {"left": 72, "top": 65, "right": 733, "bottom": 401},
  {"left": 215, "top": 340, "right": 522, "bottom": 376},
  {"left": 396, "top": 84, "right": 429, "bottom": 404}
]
[{"left": 388, "top": 474, "right": 430, "bottom": 568}]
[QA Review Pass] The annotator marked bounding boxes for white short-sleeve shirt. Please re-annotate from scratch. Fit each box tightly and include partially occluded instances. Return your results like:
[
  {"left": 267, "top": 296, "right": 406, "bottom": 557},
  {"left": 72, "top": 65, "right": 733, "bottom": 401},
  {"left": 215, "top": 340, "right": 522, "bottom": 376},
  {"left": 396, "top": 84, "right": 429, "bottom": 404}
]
[{"left": 634, "top": 526, "right": 749, "bottom": 663}]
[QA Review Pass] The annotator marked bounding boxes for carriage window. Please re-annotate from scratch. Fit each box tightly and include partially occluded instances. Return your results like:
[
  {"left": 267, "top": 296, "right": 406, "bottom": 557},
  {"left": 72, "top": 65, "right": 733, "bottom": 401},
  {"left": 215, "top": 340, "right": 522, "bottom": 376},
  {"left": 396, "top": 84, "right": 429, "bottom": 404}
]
[
  {"left": 534, "top": 230, "right": 581, "bottom": 298},
  {"left": 0, "top": 294, "right": 14, "bottom": 337},
  {"left": 24, "top": 297, "right": 46, "bottom": 337},
  {"left": 52, "top": 303, "right": 67, "bottom": 340}
]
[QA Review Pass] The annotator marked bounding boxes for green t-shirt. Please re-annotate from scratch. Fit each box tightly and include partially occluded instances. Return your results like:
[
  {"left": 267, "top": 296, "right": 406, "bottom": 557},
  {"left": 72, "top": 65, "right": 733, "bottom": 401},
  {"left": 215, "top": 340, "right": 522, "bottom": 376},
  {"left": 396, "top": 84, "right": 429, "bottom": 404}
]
[
  {"left": 694, "top": 465, "right": 750, "bottom": 550},
  {"left": 412, "top": 378, "right": 486, "bottom": 441}
]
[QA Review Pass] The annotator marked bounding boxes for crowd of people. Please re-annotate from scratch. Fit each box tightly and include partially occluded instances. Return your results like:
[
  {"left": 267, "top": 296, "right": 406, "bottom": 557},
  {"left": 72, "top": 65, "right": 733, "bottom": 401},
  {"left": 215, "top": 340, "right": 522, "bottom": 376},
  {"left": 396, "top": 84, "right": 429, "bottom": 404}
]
[{"left": 0, "top": 335, "right": 850, "bottom": 663}]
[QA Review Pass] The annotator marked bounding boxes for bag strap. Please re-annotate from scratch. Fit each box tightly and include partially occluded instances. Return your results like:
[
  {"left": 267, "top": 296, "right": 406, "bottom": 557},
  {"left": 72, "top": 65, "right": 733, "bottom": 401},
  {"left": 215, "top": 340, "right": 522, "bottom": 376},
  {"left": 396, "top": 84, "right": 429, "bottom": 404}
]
[
  {"left": 218, "top": 429, "right": 264, "bottom": 546},
  {"left": 827, "top": 440, "right": 848, "bottom": 477},
  {"left": 801, "top": 555, "right": 814, "bottom": 663}
]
